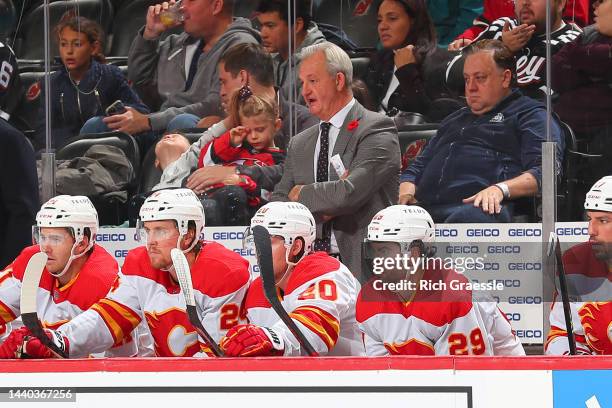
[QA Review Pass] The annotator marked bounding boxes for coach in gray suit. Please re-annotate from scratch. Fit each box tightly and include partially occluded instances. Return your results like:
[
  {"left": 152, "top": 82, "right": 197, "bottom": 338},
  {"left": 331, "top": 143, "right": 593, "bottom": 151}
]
[{"left": 272, "top": 42, "right": 400, "bottom": 281}]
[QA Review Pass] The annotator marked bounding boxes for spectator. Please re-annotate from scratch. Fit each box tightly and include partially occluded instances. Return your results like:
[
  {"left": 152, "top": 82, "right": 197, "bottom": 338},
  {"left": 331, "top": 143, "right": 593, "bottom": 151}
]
[
  {"left": 400, "top": 40, "right": 564, "bottom": 223},
  {"left": 552, "top": 0, "right": 612, "bottom": 184},
  {"left": 448, "top": 0, "right": 591, "bottom": 50},
  {"left": 113, "top": 0, "right": 260, "bottom": 139},
  {"left": 0, "top": 41, "right": 38, "bottom": 269},
  {"left": 272, "top": 42, "right": 400, "bottom": 281},
  {"left": 546, "top": 176, "right": 612, "bottom": 355},
  {"left": 33, "top": 16, "right": 150, "bottom": 152},
  {"left": 157, "top": 43, "right": 317, "bottom": 193},
  {"left": 365, "top": 0, "right": 458, "bottom": 121},
  {"left": 446, "top": 0, "right": 582, "bottom": 101},
  {"left": 196, "top": 87, "right": 285, "bottom": 225},
  {"left": 426, "top": 0, "right": 483, "bottom": 48},
  {"left": 256, "top": 0, "right": 326, "bottom": 105},
  {"left": 154, "top": 133, "right": 191, "bottom": 171}
]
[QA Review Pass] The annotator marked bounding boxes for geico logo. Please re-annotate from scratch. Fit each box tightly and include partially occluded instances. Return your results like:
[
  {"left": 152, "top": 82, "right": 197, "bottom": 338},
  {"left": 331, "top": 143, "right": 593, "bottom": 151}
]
[
  {"left": 515, "top": 330, "right": 542, "bottom": 338},
  {"left": 233, "top": 248, "right": 256, "bottom": 257},
  {"left": 508, "top": 262, "right": 541, "bottom": 271},
  {"left": 96, "top": 233, "right": 127, "bottom": 242},
  {"left": 555, "top": 227, "right": 589, "bottom": 236},
  {"left": 435, "top": 229, "right": 458, "bottom": 237},
  {"left": 114, "top": 250, "right": 128, "bottom": 258},
  {"left": 467, "top": 228, "right": 500, "bottom": 237},
  {"left": 482, "top": 262, "right": 500, "bottom": 270},
  {"left": 508, "top": 228, "right": 541, "bottom": 237},
  {"left": 446, "top": 245, "right": 479, "bottom": 254},
  {"left": 487, "top": 245, "right": 521, "bottom": 254},
  {"left": 505, "top": 313, "right": 521, "bottom": 321},
  {"left": 212, "top": 232, "right": 245, "bottom": 240},
  {"left": 499, "top": 279, "right": 521, "bottom": 288},
  {"left": 509, "top": 296, "right": 542, "bottom": 304}
]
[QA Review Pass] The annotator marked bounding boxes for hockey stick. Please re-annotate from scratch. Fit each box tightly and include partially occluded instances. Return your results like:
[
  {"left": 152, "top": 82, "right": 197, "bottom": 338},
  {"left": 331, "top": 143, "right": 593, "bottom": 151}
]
[
  {"left": 170, "top": 248, "right": 224, "bottom": 357},
  {"left": 547, "top": 233, "right": 577, "bottom": 355},
  {"left": 20, "top": 252, "right": 67, "bottom": 358},
  {"left": 251, "top": 225, "right": 319, "bottom": 356}
]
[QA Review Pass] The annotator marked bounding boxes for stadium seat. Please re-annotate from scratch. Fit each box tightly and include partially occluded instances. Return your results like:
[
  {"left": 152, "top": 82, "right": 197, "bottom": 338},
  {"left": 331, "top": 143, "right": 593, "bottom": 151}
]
[
  {"left": 350, "top": 56, "right": 370, "bottom": 81},
  {"left": 56, "top": 131, "right": 140, "bottom": 226},
  {"left": 312, "top": 0, "right": 380, "bottom": 50},
  {"left": 14, "top": 0, "right": 114, "bottom": 61},
  {"left": 557, "top": 121, "right": 603, "bottom": 221},
  {"left": 108, "top": 0, "right": 181, "bottom": 58},
  {"left": 397, "top": 124, "right": 437, "bottom": 172},
  {"left": 10, "top": 69, "right": 48, "bottom": 138},
  {"left": 0, "top": 0, "right": 17, "bottom": 43}
]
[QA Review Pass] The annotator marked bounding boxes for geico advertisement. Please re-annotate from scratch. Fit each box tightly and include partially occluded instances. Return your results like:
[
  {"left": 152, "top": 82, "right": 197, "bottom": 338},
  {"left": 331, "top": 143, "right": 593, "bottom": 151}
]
[{"left": 95, "top": 223, "right": 590, "bottom": 344}]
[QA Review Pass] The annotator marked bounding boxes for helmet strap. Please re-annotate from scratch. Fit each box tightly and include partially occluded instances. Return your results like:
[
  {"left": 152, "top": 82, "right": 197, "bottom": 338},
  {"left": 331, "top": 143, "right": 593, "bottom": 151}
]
[{"left": 48, "top": 236, "right": 92, "bottom": 278}]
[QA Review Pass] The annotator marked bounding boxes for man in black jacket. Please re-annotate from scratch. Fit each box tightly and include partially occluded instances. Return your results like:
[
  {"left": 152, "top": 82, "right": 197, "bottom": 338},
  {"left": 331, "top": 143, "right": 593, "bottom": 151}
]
[{"left": 0, "top": 42, "right": 39, "bottom": 268}]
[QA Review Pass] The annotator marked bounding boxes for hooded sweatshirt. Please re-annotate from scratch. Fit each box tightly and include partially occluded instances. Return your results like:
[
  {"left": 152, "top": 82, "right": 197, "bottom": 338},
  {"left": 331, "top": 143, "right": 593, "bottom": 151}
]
[
  {"left": 274, "top": 22, "right": 326, "bottom": 105},
  {"left": 128, "top": 18, "right": 260, "bottom": 131}
]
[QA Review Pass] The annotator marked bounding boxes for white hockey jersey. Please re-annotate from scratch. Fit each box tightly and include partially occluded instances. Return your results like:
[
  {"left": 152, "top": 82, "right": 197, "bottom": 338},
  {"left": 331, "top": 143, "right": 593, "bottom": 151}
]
[
  {"left": 546, "top": 242, "right": 612, "bottom": 355},
  {"left": 356, "top": 268, "right": 524, "bottom": 356},
  {"left": 0, "top": 245, "right": 136, "bottom": 356},
  {"left": 244, "top": 252, "right": 364, "bottom": 356},
  {"left": 58, "top": 242, "right": 250, "bottom": 357}
]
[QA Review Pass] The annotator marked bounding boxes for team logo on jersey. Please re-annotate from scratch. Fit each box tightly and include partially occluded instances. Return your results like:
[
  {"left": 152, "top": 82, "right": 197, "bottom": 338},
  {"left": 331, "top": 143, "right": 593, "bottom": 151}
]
[
  {"left": 353, "top": 0, "right": 373, "bottom": 16},
  {"left": 490, "top": 113, "right": 504, "bottom": 123},
  {"left": 579, "top": 302, "right": 612, "bottom": 355},
  {"left": 26, "top": 82, "right": 41, "bottom": 101}
]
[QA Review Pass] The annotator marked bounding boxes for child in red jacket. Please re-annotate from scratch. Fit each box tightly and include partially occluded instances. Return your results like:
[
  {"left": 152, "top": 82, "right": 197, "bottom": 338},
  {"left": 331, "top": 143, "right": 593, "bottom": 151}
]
[{"left": 197, "top": 86, "right": 285, "bottom": 225}]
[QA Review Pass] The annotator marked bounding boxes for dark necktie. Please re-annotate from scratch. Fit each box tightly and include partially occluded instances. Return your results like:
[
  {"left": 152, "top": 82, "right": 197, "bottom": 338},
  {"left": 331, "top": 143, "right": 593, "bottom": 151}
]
[{"left": 313, "top": 122, "right": 332, "bottom": 253}]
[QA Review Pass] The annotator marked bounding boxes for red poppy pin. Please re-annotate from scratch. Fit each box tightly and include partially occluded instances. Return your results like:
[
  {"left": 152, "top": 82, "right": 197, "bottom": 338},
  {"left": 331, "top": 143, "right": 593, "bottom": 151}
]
[{"left": 347, "top": 119, "right": 359, "bottom": 131}]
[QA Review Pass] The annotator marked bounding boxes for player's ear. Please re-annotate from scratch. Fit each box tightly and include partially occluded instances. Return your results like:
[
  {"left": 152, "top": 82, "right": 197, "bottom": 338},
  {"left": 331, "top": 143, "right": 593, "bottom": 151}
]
[
  {"left": 289, "top": 237, "right": 305, "bottom": 262},
  {"left": 181, "top": 228, "right": 196, "bottom": 250},
  {"left": 274, "top": 118, "right": 282, "bottom": 131}
]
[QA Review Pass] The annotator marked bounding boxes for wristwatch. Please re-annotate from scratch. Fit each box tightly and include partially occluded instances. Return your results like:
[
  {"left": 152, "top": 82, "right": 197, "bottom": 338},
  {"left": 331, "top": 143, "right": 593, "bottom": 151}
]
[{"left": 495, "top": 182, "right": 511, "bottom": 199}]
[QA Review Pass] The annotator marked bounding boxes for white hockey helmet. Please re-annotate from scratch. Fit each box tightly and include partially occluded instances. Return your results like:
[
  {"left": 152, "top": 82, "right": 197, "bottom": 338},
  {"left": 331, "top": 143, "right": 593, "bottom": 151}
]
[
  {"left": 585, "top": 176, "right": 612, "bottom": 213},
  {"left": 138, "top": 188, "right": 204, "bottom": 251},
  {"left": 36, "top": 195, "right": 99, "bottom": 244},
  {"left": 35, "top": 195, "right": 99, "bottom": 277},
  {"left": 250, "top": 202, "right": 316, "bottom": 255},
  {"left": 367, "top": 205, "right": 435, "bottom": 243}
]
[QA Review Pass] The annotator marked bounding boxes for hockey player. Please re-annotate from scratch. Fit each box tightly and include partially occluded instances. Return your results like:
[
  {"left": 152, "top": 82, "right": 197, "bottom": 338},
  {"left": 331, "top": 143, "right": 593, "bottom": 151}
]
[
  {"left": 546, "top": 176, "right": 612, "bottom": 355},
  {"left": 2, "top": 188, "right": 250, "bottom": 358},
  {"left": 220, "top": 202, "right": 364, "bottom": 356},
  {"left": 357, "top": 205, "right": 524, "bottom": 356},
  {"left": 0, "top": 195, "right": 134, "bottom": 357}
]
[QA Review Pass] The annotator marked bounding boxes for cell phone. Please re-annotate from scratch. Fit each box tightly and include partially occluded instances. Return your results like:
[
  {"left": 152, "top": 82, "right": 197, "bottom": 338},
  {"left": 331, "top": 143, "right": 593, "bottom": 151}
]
[{"left": 105, "top": 100, "right": 127, "bottom": 116}]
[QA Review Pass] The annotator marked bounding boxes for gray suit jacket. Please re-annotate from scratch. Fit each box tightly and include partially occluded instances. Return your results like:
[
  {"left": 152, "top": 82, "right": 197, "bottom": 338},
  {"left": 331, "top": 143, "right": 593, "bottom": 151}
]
[{"left": 272, "top": 101, "right": 400, "bottom": 281}]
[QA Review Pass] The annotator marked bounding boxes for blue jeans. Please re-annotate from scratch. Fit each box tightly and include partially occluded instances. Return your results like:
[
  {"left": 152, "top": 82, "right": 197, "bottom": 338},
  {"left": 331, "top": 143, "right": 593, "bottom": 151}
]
[
  {"left": 167, "top": 113, "right": 200, "bottom": 132},
  {"left": 80, "top": 116, "right": 110, "bottom": 134},
  {"left": 425, "top": 202, "right": 513, "bottom": 223}
]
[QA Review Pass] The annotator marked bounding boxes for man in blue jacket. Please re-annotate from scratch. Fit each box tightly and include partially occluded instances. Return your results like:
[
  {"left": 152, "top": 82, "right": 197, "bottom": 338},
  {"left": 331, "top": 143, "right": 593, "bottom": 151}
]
[{"left": 399, "top": 39, "right": 564, "bottom": 223}]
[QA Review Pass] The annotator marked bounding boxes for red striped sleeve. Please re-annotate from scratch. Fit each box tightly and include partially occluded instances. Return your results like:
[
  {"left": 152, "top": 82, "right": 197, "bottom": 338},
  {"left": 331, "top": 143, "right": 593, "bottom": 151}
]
[
  {"left": 289, "top": 305, "right": 340, "bottom": 351},
  {"left": 90, "top": 298, "right": 142, "bottom": 346}
]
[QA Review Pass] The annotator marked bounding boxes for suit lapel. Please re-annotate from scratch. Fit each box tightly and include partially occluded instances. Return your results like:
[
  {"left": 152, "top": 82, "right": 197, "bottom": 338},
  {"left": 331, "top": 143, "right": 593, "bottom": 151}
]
[
  {"left": 303, "top": 125, "right": 318, "bottom": 183},
  {"left": 332, "top": 102, "right": 363, "bottom": 158}
]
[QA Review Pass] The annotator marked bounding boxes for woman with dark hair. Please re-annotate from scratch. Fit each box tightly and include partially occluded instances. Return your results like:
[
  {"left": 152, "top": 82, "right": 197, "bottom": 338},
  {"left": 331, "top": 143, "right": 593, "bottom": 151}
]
[{"left": 364, "top": 0, "right": 458, "bottom": 121}]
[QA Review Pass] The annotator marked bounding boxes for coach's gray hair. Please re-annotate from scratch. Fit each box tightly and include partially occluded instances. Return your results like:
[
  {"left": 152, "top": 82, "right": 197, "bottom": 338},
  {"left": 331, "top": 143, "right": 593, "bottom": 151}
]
[{"left": 299, "top": 42, "right": 353, "bottom": 89}]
